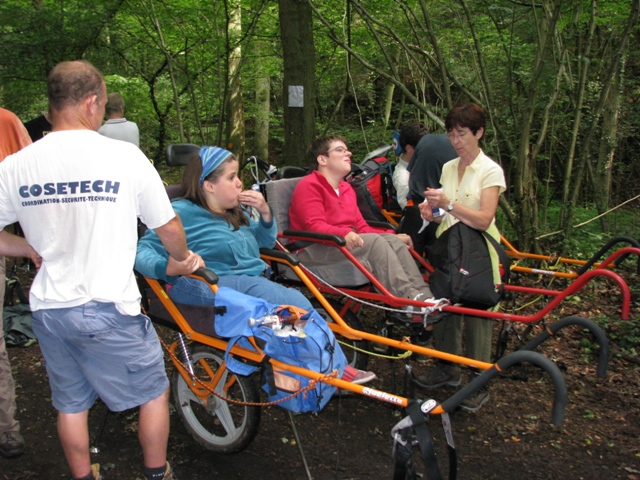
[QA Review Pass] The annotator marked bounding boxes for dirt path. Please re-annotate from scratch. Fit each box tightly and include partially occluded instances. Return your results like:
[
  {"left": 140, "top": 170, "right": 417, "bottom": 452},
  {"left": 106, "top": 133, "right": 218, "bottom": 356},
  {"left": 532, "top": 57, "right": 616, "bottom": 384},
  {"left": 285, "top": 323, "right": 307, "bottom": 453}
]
[
  {"left": 2, "top": 262, "right": 640, "bottom": 479},
  {"left": 2, "top": 320, "right": 640, "bottom": 479}
]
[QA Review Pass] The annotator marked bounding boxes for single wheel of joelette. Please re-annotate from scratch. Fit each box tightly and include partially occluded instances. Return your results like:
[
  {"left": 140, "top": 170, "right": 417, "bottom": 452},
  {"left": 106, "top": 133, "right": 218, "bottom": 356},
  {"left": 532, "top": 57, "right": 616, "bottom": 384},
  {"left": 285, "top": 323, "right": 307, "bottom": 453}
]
[{"left": 172, "top": 345, "right": 261, "bottom": 454}]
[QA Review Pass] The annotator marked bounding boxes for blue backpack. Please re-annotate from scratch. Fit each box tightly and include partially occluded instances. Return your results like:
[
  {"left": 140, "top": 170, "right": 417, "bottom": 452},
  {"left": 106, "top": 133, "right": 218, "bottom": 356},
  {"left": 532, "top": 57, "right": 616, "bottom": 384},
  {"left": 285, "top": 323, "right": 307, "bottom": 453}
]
[{"left": 212, "top": 287, "right": 347, "bottom": 413}]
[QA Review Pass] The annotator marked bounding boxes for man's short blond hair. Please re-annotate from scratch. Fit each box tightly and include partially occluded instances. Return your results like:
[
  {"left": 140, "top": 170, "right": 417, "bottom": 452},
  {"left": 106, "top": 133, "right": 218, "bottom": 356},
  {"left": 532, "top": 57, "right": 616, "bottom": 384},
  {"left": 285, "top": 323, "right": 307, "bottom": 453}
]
[{"left": 47, "top": 60, "right": 104, "bottom": 112}]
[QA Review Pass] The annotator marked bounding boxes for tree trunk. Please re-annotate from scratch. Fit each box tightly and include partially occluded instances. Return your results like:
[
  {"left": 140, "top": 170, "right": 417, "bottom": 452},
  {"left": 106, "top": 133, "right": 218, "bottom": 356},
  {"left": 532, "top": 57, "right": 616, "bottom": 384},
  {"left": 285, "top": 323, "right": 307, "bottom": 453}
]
[
  {"left": 510, "top": 2, "right": 561, "bottom": 250},
  {"left": 148, "top": 0, "right": 184, "bottom": 142},
  {"left": 279, "top": 0, "right": 316, "bottom": 167},
  {"left": 255, "top": 75, "right": 270, "bottom": 161},
  {"left": 568, "top": 0, "right": 638, "bottom": 231},
  {"left": 594, "top": 61, "right": 622, "bottom": 231},
  {"left": 559, "top": 0, "right": 596, "bottom": 233},
  {"left": 227, "top": 2, "right": 245, "bottom": 160},
  {"left": 382, "top": 81, "right": 395, "bottom": 129},
  {"left": 419, "top": 0, "right": 451, "bottom": 109}
]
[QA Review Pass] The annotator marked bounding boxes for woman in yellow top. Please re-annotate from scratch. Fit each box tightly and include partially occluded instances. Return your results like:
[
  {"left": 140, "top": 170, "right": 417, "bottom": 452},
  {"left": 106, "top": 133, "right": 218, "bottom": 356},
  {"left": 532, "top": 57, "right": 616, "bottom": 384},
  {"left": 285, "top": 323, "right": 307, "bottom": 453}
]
[{"left": 417, "top": 102, "right": 506, "bottom": 412}]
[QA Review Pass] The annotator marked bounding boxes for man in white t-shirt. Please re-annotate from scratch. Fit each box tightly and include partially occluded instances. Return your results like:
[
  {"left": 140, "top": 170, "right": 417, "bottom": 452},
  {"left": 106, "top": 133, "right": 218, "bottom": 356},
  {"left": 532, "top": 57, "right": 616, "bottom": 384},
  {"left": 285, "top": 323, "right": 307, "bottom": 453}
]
[
  {"left": 98, "top": 92, "right": 140, "bottom": 147},
  {"left": 0, "top": 60, "right": 201, "bottom": 480}
]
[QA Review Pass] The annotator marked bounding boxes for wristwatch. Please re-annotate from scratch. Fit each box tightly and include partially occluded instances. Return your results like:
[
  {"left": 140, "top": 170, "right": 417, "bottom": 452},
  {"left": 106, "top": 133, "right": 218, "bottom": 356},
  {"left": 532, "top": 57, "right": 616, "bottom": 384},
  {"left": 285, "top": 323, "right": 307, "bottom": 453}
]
[{"left": 447, "top": 199, "right": 455, "bottom": 212}]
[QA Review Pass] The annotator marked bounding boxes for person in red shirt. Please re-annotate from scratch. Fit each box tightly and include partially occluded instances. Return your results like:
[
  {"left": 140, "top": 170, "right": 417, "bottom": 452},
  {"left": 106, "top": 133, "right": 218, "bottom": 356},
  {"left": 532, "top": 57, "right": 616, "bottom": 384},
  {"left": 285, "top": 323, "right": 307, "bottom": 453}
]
[
  {"left": 0, "top": 107, "right": 33, "bottom": 459},
  {"left": 0, "top": 108, "right": 31, "bottom": 160},
  {"left": 289, "top": 135, "right": 433, "bottom": 306}
]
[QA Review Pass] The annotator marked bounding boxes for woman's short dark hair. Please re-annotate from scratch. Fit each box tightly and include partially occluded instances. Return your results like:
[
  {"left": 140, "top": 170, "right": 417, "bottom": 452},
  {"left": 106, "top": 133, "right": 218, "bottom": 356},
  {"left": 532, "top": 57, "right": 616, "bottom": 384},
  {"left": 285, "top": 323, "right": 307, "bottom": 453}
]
[
  {"left": 445, "top": 102, "right": 486, "bottom": 135},
  {"left": 177, "top": 152, "right": 249, "bottom": 230},
  {"left": 307, "top": 135, "right": 347, "bottom": 170}
]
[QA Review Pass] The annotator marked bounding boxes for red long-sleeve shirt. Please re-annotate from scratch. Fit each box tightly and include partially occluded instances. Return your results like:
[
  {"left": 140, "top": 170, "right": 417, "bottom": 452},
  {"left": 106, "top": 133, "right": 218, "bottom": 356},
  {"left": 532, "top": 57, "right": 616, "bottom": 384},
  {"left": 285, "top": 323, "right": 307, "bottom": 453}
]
[{"left": 289, "top": 170, "right": 392, "bottom": 237}]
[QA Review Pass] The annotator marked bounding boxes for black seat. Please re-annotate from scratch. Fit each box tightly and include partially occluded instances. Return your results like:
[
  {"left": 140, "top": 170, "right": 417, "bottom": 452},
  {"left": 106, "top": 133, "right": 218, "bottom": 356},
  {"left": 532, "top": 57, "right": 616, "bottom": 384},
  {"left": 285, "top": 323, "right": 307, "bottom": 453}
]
[
  {"left": 165, "top": 143, "right": 200, "bottom": 167},
  {"left": 275, "top": 165, "right": 308, "bottom": 179}
]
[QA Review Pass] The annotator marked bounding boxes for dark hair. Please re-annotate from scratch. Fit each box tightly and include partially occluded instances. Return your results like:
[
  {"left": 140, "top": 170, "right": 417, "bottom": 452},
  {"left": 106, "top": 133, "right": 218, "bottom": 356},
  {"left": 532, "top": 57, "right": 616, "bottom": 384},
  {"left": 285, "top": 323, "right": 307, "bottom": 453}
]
[
  {"left": 398, "top": 122, "right": 429, "bottom": 152},
  {"left": 177, "top": 153, "right": 249, "bottom": 230},
  {"left": 307, "top": 135, "right": 347, "bottom": 170},
  {"left": 445, "top": 102, "right": 486, "bottom": 135},
  {"left": 47, "top": 60, "right": 104, "bottom": 112},
  {"left": 105, "top": 93, "right": 125, "bottom": 115}
]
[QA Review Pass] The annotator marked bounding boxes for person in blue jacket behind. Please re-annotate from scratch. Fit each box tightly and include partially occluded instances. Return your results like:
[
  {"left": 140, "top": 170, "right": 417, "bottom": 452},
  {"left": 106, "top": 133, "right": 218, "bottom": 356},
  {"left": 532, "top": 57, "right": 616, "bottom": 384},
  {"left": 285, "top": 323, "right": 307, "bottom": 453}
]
[{"left": 135, "top": 146, "right": 313, "bottom": 310}]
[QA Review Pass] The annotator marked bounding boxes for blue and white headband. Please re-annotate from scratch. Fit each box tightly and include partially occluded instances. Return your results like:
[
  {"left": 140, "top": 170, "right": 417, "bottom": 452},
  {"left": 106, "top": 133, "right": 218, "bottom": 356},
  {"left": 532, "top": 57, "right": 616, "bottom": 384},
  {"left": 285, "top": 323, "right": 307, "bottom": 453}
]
[{"left": 199, "top": 146, "right": 233, "bottom": 184}]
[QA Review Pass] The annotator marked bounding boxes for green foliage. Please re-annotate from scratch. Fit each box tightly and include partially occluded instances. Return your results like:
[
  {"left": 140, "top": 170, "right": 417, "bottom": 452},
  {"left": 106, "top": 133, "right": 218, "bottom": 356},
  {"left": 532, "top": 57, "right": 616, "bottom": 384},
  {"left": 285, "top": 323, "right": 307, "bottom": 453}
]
[
  {"left": 1, "top": 0, "right": 638, "bottom": 252},
  {"left": 0, "top": 0, "right": 122, "bottom": 114},
  {"left": 498, "top": 201, "right": 640, "bottom": 259},
  {"left": 157, "top": 163, "right": 184, "bottom": 186},
  {"left": 591, "top": 312, "right": 640, "bottom": 356}
]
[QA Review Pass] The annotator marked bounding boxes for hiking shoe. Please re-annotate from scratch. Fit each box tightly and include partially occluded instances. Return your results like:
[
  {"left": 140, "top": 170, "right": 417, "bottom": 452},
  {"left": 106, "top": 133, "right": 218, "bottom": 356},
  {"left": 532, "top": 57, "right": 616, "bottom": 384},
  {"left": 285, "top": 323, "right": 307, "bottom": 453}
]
[
  {"left": 415, "top": 329, "right": 433, "bottom": 347},
  {"left": 0, "top": 430, "right": 25, "bottom": 458},
  {"left": 460, "top": 388, "right": 490, "bottom": 412},
  {"left": 372, "top": 321, "right": 393, "bottom": 353},
  {"left": 163, "top": 462, "right": 177, "bottom": 480},
  {"left": 341, "top": 365, "right": 377, "bottom": 385},
  {"left": 91, "top": 463, "right": 102, "bottom": 480},
  {"left": 413, "top": 363, "right": 461, "bottom": 389},
  {"left": 405, "top": 293, "right": 427, "bottom": 316},
  {"left": 411, "top": 330, "right": 432, "bottom": 364}
]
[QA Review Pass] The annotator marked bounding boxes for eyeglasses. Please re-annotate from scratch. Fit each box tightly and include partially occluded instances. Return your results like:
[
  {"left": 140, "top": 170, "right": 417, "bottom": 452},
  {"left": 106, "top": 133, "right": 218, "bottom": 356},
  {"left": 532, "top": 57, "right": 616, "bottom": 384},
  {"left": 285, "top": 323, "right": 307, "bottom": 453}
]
[
  {"left": 446, "top": 130, "right": 470, "bottom": 141},
  {"left": 323, "top": 146, "right": 350, "bottom": 155}
]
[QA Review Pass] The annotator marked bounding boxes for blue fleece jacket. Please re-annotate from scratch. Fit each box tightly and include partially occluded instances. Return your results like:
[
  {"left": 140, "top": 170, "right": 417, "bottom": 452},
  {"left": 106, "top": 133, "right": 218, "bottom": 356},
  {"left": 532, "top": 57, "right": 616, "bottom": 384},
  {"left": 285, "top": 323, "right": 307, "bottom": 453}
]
[{"left": 135, "top": 199, "right": 276, "bottom": 283}]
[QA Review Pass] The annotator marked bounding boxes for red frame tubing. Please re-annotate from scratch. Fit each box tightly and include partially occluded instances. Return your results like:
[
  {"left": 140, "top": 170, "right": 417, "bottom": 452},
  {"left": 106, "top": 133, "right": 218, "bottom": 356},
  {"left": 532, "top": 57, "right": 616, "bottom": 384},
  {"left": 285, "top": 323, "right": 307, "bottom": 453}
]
[{"left": 275, "top": 232, "right": 631, "bottom": 322}]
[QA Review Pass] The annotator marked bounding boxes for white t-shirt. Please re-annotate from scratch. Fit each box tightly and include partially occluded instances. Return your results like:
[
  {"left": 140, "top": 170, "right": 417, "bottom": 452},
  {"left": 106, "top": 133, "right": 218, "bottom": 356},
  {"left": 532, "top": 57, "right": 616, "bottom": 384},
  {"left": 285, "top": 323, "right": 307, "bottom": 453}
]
[
  {"left": 0, "top": 130, "right": 175, "bottom": 315},
  {"left": 98, "top": 118, "right": 140, "bottom": 147},
  {"left": 392, "top": 159, "right": 410, "bottom": 209}
]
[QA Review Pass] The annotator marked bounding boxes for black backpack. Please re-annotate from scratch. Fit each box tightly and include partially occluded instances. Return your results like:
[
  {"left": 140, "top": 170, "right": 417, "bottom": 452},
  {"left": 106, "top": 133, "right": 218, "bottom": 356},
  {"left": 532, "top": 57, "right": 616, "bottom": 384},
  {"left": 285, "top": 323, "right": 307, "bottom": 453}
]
[{"left": 428, "top": 222, "right": 510, "bottom": 310}]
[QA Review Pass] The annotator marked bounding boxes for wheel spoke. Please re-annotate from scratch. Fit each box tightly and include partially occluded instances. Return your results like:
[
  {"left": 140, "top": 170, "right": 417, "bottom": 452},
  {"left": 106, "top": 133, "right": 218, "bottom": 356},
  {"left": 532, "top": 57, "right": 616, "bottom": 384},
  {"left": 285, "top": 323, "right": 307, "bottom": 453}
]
[{"left": 178, "top": 379, "right": 203, "bottom": 404}]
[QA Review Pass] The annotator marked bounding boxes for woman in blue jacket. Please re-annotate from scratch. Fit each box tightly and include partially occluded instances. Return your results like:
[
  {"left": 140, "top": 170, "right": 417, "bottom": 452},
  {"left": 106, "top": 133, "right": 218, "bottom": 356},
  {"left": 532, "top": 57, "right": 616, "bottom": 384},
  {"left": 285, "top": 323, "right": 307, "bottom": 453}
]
[{"left": 135, "top": 146, "right": 313, "bottom": 310}]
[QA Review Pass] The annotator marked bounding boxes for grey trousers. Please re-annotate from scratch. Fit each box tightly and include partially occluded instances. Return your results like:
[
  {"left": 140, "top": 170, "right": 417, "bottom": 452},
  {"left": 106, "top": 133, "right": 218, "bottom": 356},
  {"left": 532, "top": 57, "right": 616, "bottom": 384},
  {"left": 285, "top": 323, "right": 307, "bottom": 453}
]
[
  {"left": 0, "top": 256, "right": 20, "bottom": 433},
  {"left": 433, "top": 313, "right": 493, "bottom": 363},
  {"left": 296, "top": 233, "right": 431, "bottom": 300}
]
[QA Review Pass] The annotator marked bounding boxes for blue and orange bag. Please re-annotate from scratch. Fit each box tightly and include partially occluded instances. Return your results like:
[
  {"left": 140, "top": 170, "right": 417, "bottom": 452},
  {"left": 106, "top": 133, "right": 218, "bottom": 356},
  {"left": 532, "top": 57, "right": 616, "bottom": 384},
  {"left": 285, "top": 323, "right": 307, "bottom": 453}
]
[{"left": 212, "top": 287, "right": 347, "bottom": 413}]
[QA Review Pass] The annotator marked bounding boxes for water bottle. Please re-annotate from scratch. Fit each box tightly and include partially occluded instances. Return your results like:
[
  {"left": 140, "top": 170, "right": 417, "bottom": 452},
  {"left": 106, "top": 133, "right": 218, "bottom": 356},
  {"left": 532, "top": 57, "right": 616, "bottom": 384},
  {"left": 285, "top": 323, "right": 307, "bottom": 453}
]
[
  {"left": 244, "top": 184, "right": 262, "bottom": 220},
  {"left": 248, "top": 314, "right": 281, "bottom": 328}
]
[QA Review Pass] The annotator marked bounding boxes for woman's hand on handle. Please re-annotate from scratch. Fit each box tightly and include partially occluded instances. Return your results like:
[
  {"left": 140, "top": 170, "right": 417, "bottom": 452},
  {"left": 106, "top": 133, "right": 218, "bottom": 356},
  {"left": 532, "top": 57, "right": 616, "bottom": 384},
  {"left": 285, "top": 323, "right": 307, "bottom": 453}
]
[{"left": 344, "top": 231, "right": 364, "bottom": 250}]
